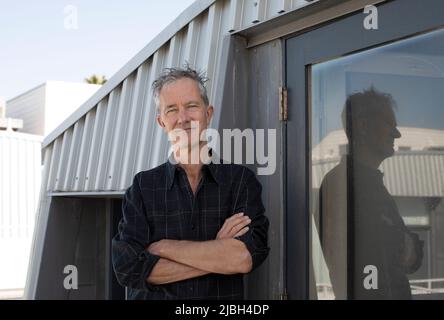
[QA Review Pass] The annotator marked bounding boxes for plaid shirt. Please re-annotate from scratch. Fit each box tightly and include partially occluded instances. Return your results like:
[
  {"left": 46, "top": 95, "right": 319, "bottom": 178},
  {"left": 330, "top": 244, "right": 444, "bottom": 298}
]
[{"left": 112, "top": 156, "right": 270, "bottom": 300}]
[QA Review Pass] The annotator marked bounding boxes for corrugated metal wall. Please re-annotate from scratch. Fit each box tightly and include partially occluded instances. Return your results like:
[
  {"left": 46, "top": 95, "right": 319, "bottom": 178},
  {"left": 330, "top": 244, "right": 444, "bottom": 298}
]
[
  {"left": 312, "top": 152, "right": 444, "bottom": 197},
  {"left": 0, "top": 131, "right": 42, "bottom": 292},
  {"left": 42, "top": 0, "right": 319, "bottom": 193}
]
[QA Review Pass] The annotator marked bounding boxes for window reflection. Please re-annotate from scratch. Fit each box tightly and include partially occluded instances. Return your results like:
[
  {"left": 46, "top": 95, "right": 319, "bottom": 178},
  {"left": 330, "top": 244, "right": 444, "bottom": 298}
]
[{"left": 310, "top": 28, "right": 444, "bottom": 300}]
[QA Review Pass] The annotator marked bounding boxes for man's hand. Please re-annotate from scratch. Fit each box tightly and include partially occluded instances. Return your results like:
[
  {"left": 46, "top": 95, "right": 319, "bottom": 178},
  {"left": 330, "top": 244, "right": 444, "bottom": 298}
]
[
  {"left": 147, "top": 212, "right": 251, "bottom": 261},
  {"left": 145, "top": 212, "right": 253, "bottom": 275},
  {"left": 216, "top": 212, "right": 251, "bottom": 240},
  {"left": 147, "top": 239, "right": 169, "bottom": 256}
]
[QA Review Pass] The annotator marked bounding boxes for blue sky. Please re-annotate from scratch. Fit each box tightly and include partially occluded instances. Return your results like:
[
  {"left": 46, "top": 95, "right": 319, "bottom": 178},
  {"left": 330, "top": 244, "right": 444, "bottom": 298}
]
[{"left": 0, "top": 0, "right": 196, "bottom": 100}]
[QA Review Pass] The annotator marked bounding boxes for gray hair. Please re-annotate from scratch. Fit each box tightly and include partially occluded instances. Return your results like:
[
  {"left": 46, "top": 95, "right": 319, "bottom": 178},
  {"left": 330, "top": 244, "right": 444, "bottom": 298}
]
[{"left": 152, "top": 66, "right": 209, "bottom": 113}]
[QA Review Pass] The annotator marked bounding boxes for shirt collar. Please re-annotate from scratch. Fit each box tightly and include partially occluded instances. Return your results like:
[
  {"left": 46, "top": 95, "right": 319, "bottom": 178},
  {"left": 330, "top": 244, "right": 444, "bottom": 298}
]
[{"left": 166, "top": 148, "right": 223, "bottom": 190}]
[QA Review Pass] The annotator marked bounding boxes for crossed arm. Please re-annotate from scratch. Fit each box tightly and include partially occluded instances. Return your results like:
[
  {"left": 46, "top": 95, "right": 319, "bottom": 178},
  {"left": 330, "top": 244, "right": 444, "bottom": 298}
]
[{"left": 146, "top": 213, "right": 252, "bottom": 285}]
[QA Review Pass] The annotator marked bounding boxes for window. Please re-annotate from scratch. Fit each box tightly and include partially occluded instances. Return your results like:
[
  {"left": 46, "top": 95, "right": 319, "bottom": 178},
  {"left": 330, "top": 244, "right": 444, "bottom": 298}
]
[{"left": 310, "top": 28, "right": 444, "bottom": 300}]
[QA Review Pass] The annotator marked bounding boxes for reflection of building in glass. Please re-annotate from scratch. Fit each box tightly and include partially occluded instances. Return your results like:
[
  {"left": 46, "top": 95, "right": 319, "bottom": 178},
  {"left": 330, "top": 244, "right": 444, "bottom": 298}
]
[{"left": 311, "top": 127, "right": 444, "bottom": 299}]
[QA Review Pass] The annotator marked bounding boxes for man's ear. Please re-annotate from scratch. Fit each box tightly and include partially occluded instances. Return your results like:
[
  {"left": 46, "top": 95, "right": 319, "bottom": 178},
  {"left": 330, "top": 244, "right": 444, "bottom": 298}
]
[
  {"left": 156, "top": 115, "right": 165, "bottom": 129},
  {"left": 206, "top": 105, "right": 214, "bottom": 125}
]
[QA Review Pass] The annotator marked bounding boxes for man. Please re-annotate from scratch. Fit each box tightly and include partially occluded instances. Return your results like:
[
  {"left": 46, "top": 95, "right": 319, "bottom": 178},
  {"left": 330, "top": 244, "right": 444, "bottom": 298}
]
[
  {"left": 319, "top": 87, "right": 423, "bottom": 299},
  {"left": 112, "top": 67, "right": 270, "bottom": 300}
]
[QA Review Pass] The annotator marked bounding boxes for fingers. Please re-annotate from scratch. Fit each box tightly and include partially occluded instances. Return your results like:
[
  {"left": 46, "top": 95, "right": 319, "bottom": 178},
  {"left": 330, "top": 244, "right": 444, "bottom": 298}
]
[
  {"left": 229, "top": 216, "right": 251, "bottom": 235},
  {"left": 223, "top": 213, "right": 249, "bottom": 233},
  {"left": 217, "top": 212, "right": 252, "bottom": 239},
  {"left": 218, "top": 213, "right": 244, "bottom": 233},
  {"left": 234, "top": 226, "right": 249, "bottom": 238}
]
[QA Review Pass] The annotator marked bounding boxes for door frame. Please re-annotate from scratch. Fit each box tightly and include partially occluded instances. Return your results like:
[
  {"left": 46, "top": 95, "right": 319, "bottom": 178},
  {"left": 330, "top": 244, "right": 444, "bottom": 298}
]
[{"left": 284, "top": 0, "right": 444, "bottom": 299}]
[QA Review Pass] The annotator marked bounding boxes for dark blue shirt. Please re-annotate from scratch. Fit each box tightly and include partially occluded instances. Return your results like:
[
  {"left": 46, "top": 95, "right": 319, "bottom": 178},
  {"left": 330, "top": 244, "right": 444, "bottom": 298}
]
[{"left": 112, "top": 157, "right": 269, "bottom": 300}]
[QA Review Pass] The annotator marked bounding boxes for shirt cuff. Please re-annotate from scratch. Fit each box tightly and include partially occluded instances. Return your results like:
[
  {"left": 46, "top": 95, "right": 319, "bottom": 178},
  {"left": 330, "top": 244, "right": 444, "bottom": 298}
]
[
  {"left": 138, "top": 250, "right": 162, "bottom": 292},
  {"left": 235, "top": 230, "right": 258, "bottom": 271}
]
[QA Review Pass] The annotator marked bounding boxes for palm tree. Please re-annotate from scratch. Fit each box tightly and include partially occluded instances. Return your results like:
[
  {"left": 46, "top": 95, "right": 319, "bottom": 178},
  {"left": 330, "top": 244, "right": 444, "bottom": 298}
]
[{"left": 84, "top": 74, "right": 107, "bottom": 85}]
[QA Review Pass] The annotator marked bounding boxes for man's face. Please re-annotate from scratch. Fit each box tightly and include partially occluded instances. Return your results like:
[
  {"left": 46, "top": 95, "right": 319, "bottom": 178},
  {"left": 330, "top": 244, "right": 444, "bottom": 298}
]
[
  {"left": 374, "top": 109, "right": 401, "bottom": 158},
  {"left": 358, "top": 105, "right": 401, "bottom": 159},
  {"left": 156, "top": 78, "right": 213, "bottom": 149}
]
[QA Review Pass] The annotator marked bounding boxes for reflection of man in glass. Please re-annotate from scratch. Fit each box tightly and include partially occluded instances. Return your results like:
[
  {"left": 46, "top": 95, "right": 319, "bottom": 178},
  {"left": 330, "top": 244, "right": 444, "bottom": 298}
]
[{"left": 319, "top": 87, "right": 423, "bottom": 299}]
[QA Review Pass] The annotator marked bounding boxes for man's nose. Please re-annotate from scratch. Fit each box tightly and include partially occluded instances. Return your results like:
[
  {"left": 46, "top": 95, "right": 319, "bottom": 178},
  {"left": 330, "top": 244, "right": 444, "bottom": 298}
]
[
  {"left": 393, "top": 127, "right": 401, "bottom": 139},
  {"left": 177, "top": 107, "right": 190, "bottom": 124}
]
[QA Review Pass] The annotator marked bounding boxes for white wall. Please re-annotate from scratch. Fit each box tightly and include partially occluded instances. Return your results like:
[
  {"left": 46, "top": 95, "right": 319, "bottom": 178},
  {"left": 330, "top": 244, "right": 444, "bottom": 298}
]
[
  {"left": 0, "top": 131, "right": 43, "bottom": 296},
  {"left": 6, "top": 85, "right": 46, "bottom": 135},
  {"left": 6, "top": 81, "right": 101, "bottom": 136}
]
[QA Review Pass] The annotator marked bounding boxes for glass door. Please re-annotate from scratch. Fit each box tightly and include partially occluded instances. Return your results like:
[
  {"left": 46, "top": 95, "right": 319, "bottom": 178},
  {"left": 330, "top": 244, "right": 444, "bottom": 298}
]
[{"left": 286, "top": 0, "right": 444, "bottom": 299}]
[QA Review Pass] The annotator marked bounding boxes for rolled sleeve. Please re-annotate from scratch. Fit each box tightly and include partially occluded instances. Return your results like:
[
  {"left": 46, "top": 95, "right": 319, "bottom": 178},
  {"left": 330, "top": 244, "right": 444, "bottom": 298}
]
[
  {"left": 234, "top": 169, "right": 270, "bottom": 272},
  {"left": 111, "top": 173, "right": 160, "bottom": 291}
]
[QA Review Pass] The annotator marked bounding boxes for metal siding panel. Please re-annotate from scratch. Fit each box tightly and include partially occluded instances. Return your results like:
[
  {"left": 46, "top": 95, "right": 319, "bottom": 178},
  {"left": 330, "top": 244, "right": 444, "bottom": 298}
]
[
  {"left": 411, "top": 154, "right": 418, "bottom": 196},
  {"left": 54, "top": 129, "right": 73, "bottom": 191},
  {"left": 434, "top": 154, "right": 444, "bottom": 194},
  {"left": 420, "top": 155, "right": 429, "bottom": 196},
  {"left": 35, "top": 145, "right": 50, "bottom": 235},
  {"left": 429, "top": 155, "right": 438, "bottom": 195},
  {"left": 74, "top": 109, "right": 96, "bottom": 191},
  {"left": 183, "top": 19, "right": 201, "bottom": 66},
  {"left": 439, "top": 155, "right": 444, "bottom": 194},
  {"left": 205, "top": 1, "right": 233, "bottom": 132},
  {"left": 429, "top": 155, "right": 438, "bottom": 194},
  {"left": 199, "top": 3, "right": 221, "bottom": 91},
  {"left": 402, "top": 155, "right": 410, "bottom": 195},
  {"left": 63, "top": 118, "right": 85, "bottom": 191},
  {"left": 273, "top": 0, "right": 292, "bottom": 14},
  {"left": 251, "top": 0, "right": 266, "bottom": 23},
  {"left": 292, "top": 0, "right": 312, "bottom": 10},
  {"left": 317, "top": 153, "right": 444, "bottom": 198},
  {"left": 383, "top": 156, "right": 394, "bottom": 194},
  {"left": 210, "top": 1, "right": 227, "bottom": 104},
  {"left": 186, "top": 15, "right": 208, "bottom": 81},
  {"left": 119, "top": 63, "right": 151, "bottom": 190},
  {"left": 165, "top": 34, "right": 182, "bottom": 66},
  {"left": 241, "top": 0, "right": 255, "bottom": 28},
  {"left": 147, "top": 48, "right": 168, "bottom": 170},
  {"left": 228, "top": 0, "right": 243, "bottom": 32},
  {"left": 95, "top": 88, "right": 122, "bottom": 190},
  {"left": 422, "top": 155, "right": 431, "bottom": 196},
  {"left": 46, "top": 138, "right": 62, "bottom": 191},
  {"left": 135, "top": 52, "right": 164, "bottom": 174},
  {"left": 397, "top": 154, "right": 407, "bottom": 195},
  {"left": 84, "top": 99, "right": 108, "bottom": 191},
  {"left": 105, "top": 76, "right": 135, "bottom": 191}
]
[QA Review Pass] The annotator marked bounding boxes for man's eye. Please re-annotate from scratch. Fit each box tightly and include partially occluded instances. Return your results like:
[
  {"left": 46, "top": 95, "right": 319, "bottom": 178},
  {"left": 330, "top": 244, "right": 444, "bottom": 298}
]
[{"left": 166, "top": 108, "right": 177, "bottom": 114}]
